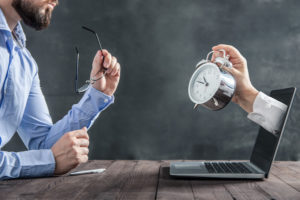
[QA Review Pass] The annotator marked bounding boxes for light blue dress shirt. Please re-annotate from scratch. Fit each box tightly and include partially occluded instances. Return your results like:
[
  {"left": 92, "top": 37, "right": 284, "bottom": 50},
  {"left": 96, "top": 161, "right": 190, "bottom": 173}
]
[{"left": 0, "top": 9, "right": 114, "bottom": 180}]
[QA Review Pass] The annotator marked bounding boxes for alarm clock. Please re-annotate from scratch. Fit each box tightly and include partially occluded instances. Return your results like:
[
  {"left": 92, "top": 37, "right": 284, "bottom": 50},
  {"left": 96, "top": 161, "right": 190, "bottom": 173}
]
[{"left": 188, "top": 49, "right": 236, "bottom": 111}]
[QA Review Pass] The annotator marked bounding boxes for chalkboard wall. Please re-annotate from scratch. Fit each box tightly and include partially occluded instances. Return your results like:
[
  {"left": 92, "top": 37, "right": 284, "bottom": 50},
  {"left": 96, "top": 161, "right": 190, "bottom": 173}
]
[{"left": 4, "top": 0, "right": 300, "bottom": 161}]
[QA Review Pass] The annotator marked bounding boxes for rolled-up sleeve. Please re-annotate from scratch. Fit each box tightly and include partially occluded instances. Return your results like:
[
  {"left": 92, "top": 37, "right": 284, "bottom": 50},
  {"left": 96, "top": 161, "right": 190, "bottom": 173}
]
[{"left": 247, "top": 92, "right": 287, "bottom": 134}]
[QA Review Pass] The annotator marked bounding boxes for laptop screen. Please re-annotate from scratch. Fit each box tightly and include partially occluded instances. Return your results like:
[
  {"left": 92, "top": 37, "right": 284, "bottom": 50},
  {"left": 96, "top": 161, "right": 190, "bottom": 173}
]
[{"left": 250, "top": 87, "right": 296, "bottom": 178}]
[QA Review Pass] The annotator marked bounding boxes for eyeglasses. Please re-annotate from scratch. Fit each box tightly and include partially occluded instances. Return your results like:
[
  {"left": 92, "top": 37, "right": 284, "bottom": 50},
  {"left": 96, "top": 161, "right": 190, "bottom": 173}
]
[{"left": 75, "top": 26, "right": 107, "bottom": 93}]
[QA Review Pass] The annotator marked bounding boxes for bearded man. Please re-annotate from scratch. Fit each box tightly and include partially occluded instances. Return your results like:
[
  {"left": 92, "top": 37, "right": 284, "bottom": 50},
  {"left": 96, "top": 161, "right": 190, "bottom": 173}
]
[{"left": 0, "top": 0, "right": 121, "bottom": 179}]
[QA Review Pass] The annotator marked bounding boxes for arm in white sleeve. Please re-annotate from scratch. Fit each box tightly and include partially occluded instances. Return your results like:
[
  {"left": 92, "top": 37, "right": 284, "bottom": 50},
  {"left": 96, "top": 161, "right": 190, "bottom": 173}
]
[{"left": 247, "top": 92, "right": 288, "bottom": 134}]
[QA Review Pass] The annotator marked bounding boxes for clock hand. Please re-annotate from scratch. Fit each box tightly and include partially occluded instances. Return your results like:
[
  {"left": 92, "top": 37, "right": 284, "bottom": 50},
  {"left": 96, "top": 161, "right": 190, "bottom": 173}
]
[
  {"left": 203, "top": 77, "right": 209, "bottom": 86},
  {"left": 196, "top": 81, "right": 205, "bottom": 84}
]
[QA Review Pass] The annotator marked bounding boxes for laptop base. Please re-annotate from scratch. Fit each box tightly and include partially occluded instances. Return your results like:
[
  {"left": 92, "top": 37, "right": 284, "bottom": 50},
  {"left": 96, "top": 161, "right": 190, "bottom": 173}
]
[{"left": 170, "top": 161, "right": 265, "bottom": 179}]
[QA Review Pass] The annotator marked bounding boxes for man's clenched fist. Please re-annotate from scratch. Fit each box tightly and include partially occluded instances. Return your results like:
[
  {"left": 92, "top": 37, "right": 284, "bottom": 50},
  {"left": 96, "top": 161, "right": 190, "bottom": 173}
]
[{"left": 51, "top": 127, "right": 89, "bottom": 175}]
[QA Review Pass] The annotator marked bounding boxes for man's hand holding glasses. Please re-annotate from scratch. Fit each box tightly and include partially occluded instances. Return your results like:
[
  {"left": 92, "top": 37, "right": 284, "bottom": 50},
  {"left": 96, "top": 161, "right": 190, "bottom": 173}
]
[
  {"left": 91, "top": 49, "right": 120, "bottom": 96},
  {"left": 75, "top": 26, "right": 121, "bottom": 96}
]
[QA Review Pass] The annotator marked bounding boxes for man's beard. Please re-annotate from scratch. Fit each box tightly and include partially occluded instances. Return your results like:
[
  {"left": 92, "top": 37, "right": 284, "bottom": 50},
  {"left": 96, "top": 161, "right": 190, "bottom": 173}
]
[{"left": 12, "top": 0, "right": 57, "bottom": 31}]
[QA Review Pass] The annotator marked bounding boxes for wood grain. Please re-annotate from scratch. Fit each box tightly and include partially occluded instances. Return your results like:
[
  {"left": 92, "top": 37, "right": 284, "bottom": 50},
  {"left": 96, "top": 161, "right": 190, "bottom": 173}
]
[
  {"left": 1, "top": 161, "right": 300, "bottom": 200},
  {"left": 156, "top": 161, "right": 195, "bottom": 200},
  {"left": 115, "top": 160, "right": 161, "bottom": 200}
]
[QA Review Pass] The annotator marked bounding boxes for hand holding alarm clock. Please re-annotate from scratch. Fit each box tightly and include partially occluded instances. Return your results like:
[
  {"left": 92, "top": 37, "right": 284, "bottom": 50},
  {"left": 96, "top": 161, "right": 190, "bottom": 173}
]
[
  {"left": 189, "top": 44, "right": 259, "bottom": 112},
  {"left": 188, "top": 49, "right": 236, "bottom": 110}
]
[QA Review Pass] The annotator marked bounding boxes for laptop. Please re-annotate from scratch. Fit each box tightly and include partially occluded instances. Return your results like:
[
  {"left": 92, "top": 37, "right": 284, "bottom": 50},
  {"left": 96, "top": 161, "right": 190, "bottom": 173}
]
[{"left": 170, "top": 87, "right": 296, "bottom": 179}]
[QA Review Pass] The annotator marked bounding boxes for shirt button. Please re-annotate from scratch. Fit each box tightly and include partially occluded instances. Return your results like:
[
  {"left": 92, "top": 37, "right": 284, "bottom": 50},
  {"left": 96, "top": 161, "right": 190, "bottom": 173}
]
[{"left": 104, "top": 99, "right": 108, "bottom": 103}]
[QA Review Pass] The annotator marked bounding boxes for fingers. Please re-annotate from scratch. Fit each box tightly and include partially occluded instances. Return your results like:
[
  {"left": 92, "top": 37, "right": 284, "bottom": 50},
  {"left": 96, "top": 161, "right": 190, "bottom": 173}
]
[
  {"left": 72, "top": 140, "right": 89, "bottom": 164},
  {"left": 77, "top": 147, "right": 89, "bottom": 155},
  {"left": 92, "top": 51, "right": 103, "bottom": 70},
  {"left": 112, "top": 63, "right": 121, "bottom": 76},
  {"left": 102, "top": 49, "right": 112, "bottom": 70},
  {"left": 212, "top": 44, "right": 243, "bottom": 59},
  {"left": 101, "top": 50, "right": 121, "bottom": 77},
  {"left": 72, "top": 147, "right": 89, "bottom": 164},
  {"left": 78, "top": 155, "right": 89, "bottom": 163},
  {"left": 221, "top": 65, "right": 238, "bottom": 76},
  {"left": 211, "top": 51, "right": 223, "bottom": 62},
  {"left": 108, "top": 56, "right": 117, "bottom": 73},
  {"left": 109, "top": 60, "right": 120, "bottom": 77},
  {"left": 72, "top": 127, "right": 89, "bottom": 139},
  {"left": 76, "top": 148, "right": 89, "bottom": 164},
  {"left": 75, "top": 138, "right": 89, "bottom": 147}
]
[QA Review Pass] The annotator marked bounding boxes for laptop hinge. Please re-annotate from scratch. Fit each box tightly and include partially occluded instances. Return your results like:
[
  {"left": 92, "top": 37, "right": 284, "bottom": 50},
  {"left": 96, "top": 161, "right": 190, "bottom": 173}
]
[{"left": 249, "top": 162, "right": 266, "bottom": 176}]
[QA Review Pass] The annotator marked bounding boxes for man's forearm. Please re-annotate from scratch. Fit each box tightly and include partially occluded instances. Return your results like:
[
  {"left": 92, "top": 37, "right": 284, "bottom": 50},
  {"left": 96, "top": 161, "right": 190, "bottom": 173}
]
[
  {"left": 237, "top": 87, "right": 259, "bottom": 113},
  {"left": 43, "top": 86, "right": 114, "bottom": 149}
]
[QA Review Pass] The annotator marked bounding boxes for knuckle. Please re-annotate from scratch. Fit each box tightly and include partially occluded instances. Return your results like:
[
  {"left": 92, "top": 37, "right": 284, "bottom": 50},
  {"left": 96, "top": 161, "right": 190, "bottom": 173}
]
[
  {"left": 75, "top": 157, "right": 81, "bottom": 164},
  {"left": 72, "top": 146, "right": 78, "bottom": 154},
  {"left": 66, "top": 132, "right": 73, "bottom": 139},
  {"left": 70, "top": 139, "right": 77, "bottom": 146}
]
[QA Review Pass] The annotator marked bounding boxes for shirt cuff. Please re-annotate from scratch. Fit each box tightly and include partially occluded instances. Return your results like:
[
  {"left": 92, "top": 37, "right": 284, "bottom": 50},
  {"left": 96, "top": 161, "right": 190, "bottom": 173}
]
[
  {"left": 247, "top": 92, "right": 288, "bottom": 134},
  {"left": 18, "top": 149, "right": 55, "bottom": 178},
  {"left": 77, "top": 86, "right": 114, "bottom": 117}
]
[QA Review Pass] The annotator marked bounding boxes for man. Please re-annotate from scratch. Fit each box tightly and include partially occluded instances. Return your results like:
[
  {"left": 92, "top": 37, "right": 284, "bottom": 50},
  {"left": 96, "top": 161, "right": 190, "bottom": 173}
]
[
  {"left": 212, "top": 44, "right": 288, "bottom": 134},
  {"left": 0, "top": 0, "right": 120, "bottom": 179}
]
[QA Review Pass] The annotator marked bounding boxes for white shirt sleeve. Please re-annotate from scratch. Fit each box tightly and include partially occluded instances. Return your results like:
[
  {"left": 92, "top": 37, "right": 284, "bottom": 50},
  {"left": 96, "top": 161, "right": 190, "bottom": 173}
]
[{"left": 247, "top": 92, "right": 288, "bottom": 134}]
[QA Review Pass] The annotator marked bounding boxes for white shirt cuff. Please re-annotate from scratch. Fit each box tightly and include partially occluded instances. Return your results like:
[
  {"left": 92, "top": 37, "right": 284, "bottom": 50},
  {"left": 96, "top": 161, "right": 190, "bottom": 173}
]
[{"left": 247, "top": 92, "right": 287, "bottom": 134}]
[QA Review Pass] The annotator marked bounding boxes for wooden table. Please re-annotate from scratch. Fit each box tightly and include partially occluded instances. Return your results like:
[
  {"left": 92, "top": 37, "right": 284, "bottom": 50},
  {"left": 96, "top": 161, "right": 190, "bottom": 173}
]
[{"left": 1, "top": 160, "right": 300, "bottom": 200}]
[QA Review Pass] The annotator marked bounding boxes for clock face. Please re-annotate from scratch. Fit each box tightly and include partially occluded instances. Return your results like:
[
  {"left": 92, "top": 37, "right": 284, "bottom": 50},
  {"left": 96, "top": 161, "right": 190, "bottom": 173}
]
[{"left": 188, "top": 63, "right": 221, "bottom": 104}]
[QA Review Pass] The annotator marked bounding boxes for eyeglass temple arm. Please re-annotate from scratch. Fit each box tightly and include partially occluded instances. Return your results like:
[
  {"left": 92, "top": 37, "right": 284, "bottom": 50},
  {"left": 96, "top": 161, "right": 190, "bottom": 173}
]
[
  {"left": 75, "top": 46, "right": 79, "bottom": 93},
  {"left": 82, "top": 26, "right": 103, "bottom": 52},
  {"left": 81, "top": 26, "right": 106, "bottom": 72}
]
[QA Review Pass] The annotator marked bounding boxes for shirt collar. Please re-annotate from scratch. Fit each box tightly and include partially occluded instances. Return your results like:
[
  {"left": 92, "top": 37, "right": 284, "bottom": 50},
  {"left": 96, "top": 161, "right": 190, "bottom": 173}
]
[{"left": 0, "top": 8, "right": 26, "bottom": 48}]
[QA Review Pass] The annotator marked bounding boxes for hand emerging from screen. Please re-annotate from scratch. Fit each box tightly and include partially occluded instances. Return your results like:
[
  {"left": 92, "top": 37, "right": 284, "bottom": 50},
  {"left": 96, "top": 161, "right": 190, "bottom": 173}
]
[
  {"left": 51, "top": 127, "right": 89, "bottom": 175},
  {"left": 212, "top": 44, "right": 259, "bottom": 113},
  {"left": 91, "top": 50, "right": 121, "bottom": 96}
]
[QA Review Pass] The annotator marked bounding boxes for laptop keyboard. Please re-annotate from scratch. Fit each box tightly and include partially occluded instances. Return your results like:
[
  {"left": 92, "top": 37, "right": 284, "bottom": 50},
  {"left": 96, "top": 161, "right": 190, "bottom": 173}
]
[{"left": 205, "top": 162, "right": 254, "bottom": 174}]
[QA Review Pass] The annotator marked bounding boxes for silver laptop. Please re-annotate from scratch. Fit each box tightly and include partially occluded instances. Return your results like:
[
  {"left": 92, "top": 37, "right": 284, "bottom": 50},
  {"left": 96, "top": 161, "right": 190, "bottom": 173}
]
[{"left": 170, "top": 87, "right": 296, "bottom": 179}]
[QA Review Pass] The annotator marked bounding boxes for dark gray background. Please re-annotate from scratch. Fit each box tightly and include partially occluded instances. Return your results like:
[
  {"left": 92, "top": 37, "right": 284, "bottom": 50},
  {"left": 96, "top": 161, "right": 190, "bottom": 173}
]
[{"left": 4, "top": 0, "right": 300, "bottom": 161}]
